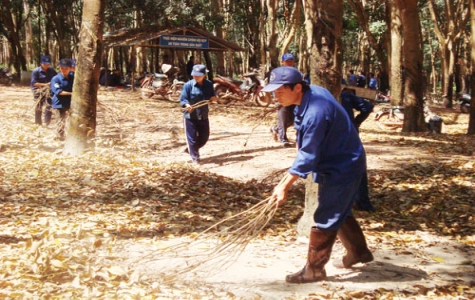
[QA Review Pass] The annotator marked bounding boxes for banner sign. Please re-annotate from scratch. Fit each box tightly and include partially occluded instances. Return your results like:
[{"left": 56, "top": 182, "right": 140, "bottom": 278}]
[{"left": 159, "top": 35, "right": 209, "bottom": 49}]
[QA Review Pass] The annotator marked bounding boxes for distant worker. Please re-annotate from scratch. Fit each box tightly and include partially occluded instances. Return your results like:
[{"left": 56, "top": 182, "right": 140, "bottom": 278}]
[
  {"left": 186, "top": 56, "right": 195, "bottom": 80},
  {"left": 30, "top": 55, "right": 57, "bottom": 126},
  {"left": 347, "top": 69, "right": 357, "bottom": 86},
  {"left": 356, "top": 70, "right": 366, "bottom": 88},
  {"left": 180, "top": 64, "right": 217, "bottom": 164},
  {"left": 270, "top": 52, "right": 299, "bottom": 147},
  {"left": 368, "top": 72, "right": 377, "bottom": 90},
  {"left": 50, "top": 59, "right": 74, "bottom": 140}
]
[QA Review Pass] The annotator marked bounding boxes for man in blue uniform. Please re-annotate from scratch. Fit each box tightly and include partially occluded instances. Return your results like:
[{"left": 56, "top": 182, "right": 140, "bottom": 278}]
[
  {"left": 264, "top": 67, "right": 373, "bottom": 284},
  {"left": 180, "top": 64, "right": 217, "bottom": 163},
  {"left": 50, "top": 59, "right": 74, "bottom": 140},
  {"left": 30, "top": 55, "right": 57, "bottom": 125},
  {"left": 347, "top": 69, "right": 357, "bottom": 86},
  {"left": 270, "top": 53, "right": 298, "bottom": 147}
]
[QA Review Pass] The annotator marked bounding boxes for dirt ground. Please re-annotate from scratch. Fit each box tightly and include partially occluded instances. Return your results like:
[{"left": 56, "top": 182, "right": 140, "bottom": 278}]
[{"left": 1, "top": 85, "right": 474, "bottom": 299}]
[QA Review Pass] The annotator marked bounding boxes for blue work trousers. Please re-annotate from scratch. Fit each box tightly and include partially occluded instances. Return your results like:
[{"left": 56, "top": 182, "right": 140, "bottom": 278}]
[
  {"left": 184, "top": 118, "right": 210, "bottom": 162},
  {"left": 354, "top": 172, "right": 374, "bottom": 211},
  {"left": 273, "top": 105, "right": 295, "bottom": 142},
  {"left": 314, "top": 174, "right": 362, "bottom": 231}
]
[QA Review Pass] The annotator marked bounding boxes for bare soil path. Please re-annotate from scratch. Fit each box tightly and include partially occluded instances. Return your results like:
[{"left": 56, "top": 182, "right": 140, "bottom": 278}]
[{"left": 0, "top": 85, "right": 474, "bottom": 299}]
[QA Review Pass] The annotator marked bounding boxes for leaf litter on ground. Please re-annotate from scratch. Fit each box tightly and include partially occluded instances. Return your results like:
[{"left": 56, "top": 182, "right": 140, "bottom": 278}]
[{"left": 0, "top": 86, "right": 474, "bottom": 299}]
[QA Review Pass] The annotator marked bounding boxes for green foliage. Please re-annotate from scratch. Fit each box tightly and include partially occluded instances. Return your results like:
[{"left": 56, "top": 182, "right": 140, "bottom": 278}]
[{"left": 369, "top": 21, "right": 386, "bottom": 36}]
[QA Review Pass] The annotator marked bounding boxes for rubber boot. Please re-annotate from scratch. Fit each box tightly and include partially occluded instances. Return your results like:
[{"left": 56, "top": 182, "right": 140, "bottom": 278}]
[
  {"left": 286, "top": 227, "right": 337, "bottom": 284},
  {"left": 333, "top": 216, "right": 373, "bottom": 268}
]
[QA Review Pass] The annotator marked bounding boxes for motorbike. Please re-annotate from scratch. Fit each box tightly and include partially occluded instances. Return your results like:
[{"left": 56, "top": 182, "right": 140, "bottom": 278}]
[
  {"left": 0, "top": 68, "right": 13, "bottom": 86},
  {"left": 375, "top": 90, "right": 391, "bottom": 103},
  {"left": 458, "top": 93, "right": 471, "bottom": 113},
  {"left": 140, "top": 64, "right": 185, "bottom": 101},
  {"left": 374, "top": 105, "right": 443, "bottom": 133},
  {"left": 213, "top": 71, "right": 272, "bottom": 107}
]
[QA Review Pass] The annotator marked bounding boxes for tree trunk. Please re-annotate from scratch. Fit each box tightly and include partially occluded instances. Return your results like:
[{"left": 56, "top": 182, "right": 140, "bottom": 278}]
[
  {"left": 397, "top": 0, "right": 426, "bottom": 133},
  {"left": 211, "top": 0, "right": 226, "bottom": 74},
  {"left": 441, "top": 43, "right": 455, "bottom": 108},
  {"left": 306, "top": 0, "right": 343, "bottom": 98},
  {"left": 468, "top": 0, "right": 475, "bottom": 135},
  {"left": 266, "top": 0, "right": 279, "bottom": 68},
  {"left": 23, "top": 0, "right": 34, "bottom": 66},
  {"left": 63, "top": 0, "right": 106, "bottom": 156},
  {"left": 297, "top": 174, "right": 319, "bottom": 235},
  {"left": 299, "top": 0, "right": 343, "bottom": 237},
  {"left": 428, "top": 0, "right": 469, "bottom": 108},
  {"left": 280, "top": 0, "right": 301, "bottom": 54},
  {"left": 1, "top": 0, "right": 28, "bottom": 74},
  {"left": 347, "top": 0, "right": 390, "bottom": 91},
  {"left": 390, "top": 1, "right": 404, "bottom": 106}
]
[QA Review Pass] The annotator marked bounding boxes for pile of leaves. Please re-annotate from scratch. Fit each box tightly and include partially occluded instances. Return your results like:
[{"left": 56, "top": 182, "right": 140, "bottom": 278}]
[{"left": 0, "top": 87, "right": 474, "bottom": 298}]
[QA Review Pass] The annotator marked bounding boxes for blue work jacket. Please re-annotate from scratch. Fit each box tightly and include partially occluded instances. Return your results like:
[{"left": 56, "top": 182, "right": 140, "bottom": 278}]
[
  {"left": 180, "top": 79, "right": 215, "bottom": 121},
  {"left": 50, "top": 73, "right": 74, "bottom": 109},
  {"left": 290, "top": 85, "right": 366, "bottom": 184}
]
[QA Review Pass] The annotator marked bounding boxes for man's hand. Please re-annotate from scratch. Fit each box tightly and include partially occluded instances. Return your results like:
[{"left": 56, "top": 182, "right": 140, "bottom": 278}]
[
  {"left": 184, "top": 104, "right": 194, "bottom": 113},
  {"left": 269, "top": 185, "right": 288, "bottom": 207},
  {"left": 209, "top": 96, "right": 218, "bottom": 104},
  {"left": 268, "top": 173, "right": 299, "bottom": 208}
]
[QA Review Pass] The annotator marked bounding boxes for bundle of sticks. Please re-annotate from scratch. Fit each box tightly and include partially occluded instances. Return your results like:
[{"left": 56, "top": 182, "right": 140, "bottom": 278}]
[
  {"left": 135, "top": 197, "right": 278, "bottom": 281},
  {"left": 34, "top": 85, "right": 51, "bottom": 106}
]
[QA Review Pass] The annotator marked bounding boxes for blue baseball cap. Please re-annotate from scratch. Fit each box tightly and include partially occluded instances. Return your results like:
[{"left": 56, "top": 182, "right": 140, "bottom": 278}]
[
  {"left": 40, "top": 55, "right": 52, "bottom": 65},
  {"left": 262, "top": 67, "right": 303, "bottom": 92},
  {"left": 191, "top": 64, "right": 207, "bottom": 76},
  {"left": 59, "top": 58, "right": 72, "bottom": 67},
  {"left": 71, "top": 59, "right": 76, "bottom": 67},
  {"left": 281, "top": 53, "right": 295, "bottom": 61}
]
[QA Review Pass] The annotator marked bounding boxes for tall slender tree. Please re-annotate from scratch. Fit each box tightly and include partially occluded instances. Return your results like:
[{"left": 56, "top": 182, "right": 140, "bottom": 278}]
[
  {"left": 63, "top": 0, "right": 106, "bottom": 156},
  {"left": 305, "top": 0, "right": 343, "bottom": 97},
  {"left": 397, "top": 0, "right": 426, "bottom": 132},
  {"left": 298, "top": 0, "right": 344, "bottom": 237},
  {"left": 428, "top": 0, "right": 469, "bottom": 108},
  {"left": 0, "top": 0, "right": 28, "bottom": 74},
  {"left": 390, "top": 1, "right": 404, "bottom": 106},
  {"left": 468, "top": 0, "right": 475, "bottom": 134}
]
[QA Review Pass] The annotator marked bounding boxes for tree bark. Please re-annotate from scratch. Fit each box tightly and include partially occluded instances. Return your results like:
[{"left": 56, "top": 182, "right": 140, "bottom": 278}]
[
  {"left": 390, "top": 1, "right": 404, "bottom": 106},
  {"left": 299, "top": 0, "right": 343, "bottom": 237},
  {"left": 63, "top": 0, "right": 106, "bottom": 156},
  {"left": 211, "top": 0, "right": 226, "bottom": 74},
  {"left": 280, "top": 0, "right": 301, "bottom": 55},
  {"left": 306, "top": 0, "right": 343, "bottom": 98},
  {"left": 428, "top": 0, "right": 469, "bottom": 108},
  {"left": 266, "top": 0, "right": 279, "bottom": 68},
  {"left": 468, "top": 0, "right": 475, "bottom": 135},
  {"left": 396, "top": 0, "right": 426, "bottom": 133},
  {"left": 1, "top": 0, "right": 28, "bottom": 74}
]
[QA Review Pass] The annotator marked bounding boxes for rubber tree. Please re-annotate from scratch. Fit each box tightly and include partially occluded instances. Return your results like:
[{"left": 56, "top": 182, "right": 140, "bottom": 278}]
[
  {"left": 468, "top": 0, "right": 475, "bottom": 135},
  {"left": 298, "top": 0, "right": 343, "bottom": 237},
  {"left": 0, "top": 0, "right": 28, "bottom": 74},
  {"left": 389, "top": 1, "right": 404, "bottom": 106},
  {"left": 305, "top": 0, "right": 343, "bottom": 98},
  {"left": 428, "top": 0, "right": 469, "bottom": 108},
  {"left": 396, "top": 0, "right": 427, "bottom": 132},
  {"left": 347, "top": 0, "right": 390, "bottom": 93},
  {"left": 63, "top": 0, "right": 106, "bottom": 156}
]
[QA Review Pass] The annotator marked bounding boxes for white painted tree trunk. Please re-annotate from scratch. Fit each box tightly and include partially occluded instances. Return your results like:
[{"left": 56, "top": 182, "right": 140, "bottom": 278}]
[{"left": 296, "top": 174, "right": 319, "bottom": 237}]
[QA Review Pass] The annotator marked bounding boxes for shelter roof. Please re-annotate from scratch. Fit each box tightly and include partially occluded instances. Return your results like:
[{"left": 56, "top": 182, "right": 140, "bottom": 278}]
[{"left": 103, "top": 26, "right": 245, "bottom": 52}]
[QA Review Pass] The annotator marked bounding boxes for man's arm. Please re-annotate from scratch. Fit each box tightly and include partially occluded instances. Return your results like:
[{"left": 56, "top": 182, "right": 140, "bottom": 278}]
[
  {"left": 353, "top": 98, "right": 374, "bottom": 128},
  {"left": 269, "top": 172, "right": 300, "bottom": 207}
]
